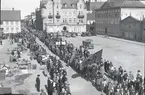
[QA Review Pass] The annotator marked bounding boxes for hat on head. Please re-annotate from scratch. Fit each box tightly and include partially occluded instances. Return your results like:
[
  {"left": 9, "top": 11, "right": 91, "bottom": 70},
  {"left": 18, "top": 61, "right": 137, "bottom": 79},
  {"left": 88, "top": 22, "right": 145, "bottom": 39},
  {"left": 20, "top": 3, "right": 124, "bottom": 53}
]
[{"left": 37, "top": 74, "right": 40, "bottom": 76}]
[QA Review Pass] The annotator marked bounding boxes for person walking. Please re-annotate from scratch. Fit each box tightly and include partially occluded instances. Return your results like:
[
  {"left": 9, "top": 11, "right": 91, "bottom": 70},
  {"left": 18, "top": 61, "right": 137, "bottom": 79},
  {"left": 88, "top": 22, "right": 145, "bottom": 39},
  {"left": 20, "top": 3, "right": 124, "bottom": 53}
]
[
  {"left": 36, "top": 75, "right": 40, "bottom": 92},
  {"left": 40, "top": 89, "right": 46, "bottom": 95}
]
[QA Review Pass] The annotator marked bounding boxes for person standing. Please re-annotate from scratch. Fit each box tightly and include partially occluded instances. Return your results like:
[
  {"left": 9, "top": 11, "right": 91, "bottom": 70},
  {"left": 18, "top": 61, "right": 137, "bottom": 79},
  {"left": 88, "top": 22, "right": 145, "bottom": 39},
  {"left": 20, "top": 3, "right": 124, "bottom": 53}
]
[
  {"left": 47, "top": 78, "right": 53, "bottom": 95},
  {"left": 36, "top": 75, "right": 40, "bottom": 92},
  {"left": 40, "top": 89, "right": 46, "bottom": 95}
]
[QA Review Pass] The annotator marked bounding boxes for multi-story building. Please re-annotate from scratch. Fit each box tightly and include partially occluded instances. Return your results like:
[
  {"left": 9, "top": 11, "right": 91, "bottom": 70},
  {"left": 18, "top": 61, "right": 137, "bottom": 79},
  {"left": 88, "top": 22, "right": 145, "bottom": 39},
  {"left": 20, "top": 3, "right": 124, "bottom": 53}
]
[
  {"left": 0, "top": 9, "right": 21, "bottom": 34},
  {"left": 40, "top": 0, "right": 87, "bottom": 33},
  {"left": 35, "top": 8, "right": 43, "bottom": 31},
  {"left": 95, "top": 0, "right": 145, "bottom": 37},
  {"left": 120, "top": 16, "right": 142, "bottom": 41}
]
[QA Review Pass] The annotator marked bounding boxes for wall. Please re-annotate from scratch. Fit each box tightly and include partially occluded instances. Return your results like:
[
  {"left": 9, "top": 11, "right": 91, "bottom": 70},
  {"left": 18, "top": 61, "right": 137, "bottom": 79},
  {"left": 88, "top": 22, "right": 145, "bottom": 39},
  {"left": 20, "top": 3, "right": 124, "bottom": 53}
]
[
  {"left": 95, "top": 8, "right": 121, "bottom": 37},
  {"left": 46, "top": 25, "right": 86, "bottom": 33},
  {"left": 41, "top": 0, "right": 87, "bottom": 33},
  {"left": 121, "top": 8, "right": 145, "bottom": 20},
  {"left": 141, "top": 20, "right": 145, "bottom": 42},
  {"left": 120, "top": 19, "right": 141, "bottom": 41},
  {"left": 36, "top": 9, "right": 43, "bottom": 30},
  {"left": 2, "top": 21, "right": 21, "bottom": 33}
]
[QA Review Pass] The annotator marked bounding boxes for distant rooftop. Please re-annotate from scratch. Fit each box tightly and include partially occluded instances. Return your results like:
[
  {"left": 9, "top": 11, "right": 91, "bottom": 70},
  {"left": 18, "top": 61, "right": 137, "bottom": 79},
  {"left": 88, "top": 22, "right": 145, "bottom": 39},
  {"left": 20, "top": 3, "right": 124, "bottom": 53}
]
[
  {"left": 105, "top": 0, "right": 145, "bottom": 8},
  {"left": 1, "top": 10, "right": 21, "bottom": 21},
  {"left": 90, "top": 2, "right": 105, "bottom": 11}
]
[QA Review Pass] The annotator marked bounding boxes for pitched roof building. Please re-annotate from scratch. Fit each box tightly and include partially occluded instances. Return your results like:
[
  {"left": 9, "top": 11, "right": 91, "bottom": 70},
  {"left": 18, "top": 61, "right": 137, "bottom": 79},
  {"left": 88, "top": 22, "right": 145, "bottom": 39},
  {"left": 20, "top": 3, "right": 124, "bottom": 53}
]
[
  {"left": 0, "top": 9, "right": 21, "bottom": 33},
  {"left": 95, "top": 0, "right": 145, "bottom": 38},
  {"left": 1, "top": 10, "right": 21, "bottom": 21},
  {"left": 40, "top": 0, "right": 87, "bottom": 33}
]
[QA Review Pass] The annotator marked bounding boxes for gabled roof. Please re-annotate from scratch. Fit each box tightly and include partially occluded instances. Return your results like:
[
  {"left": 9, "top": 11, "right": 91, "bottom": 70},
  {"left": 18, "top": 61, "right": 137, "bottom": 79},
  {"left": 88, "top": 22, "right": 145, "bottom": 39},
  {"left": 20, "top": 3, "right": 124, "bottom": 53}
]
[
  {"left": 121, "top": 16, "right": 141, "bottom": 23},
  {"left": 1, "top": 10, "right": 21, "bottom": 21},
  {"left": 40, "top": 0, "right": 86, "bottom": 9},
  {"left": 101, "top": 0, "right": 145, "bottom": 9},
  {"left": 90, "top": 2, "right": 105, "bottom": 11},
  {"left": 61, "top": 0, "right": 86, "bottom": 9}
]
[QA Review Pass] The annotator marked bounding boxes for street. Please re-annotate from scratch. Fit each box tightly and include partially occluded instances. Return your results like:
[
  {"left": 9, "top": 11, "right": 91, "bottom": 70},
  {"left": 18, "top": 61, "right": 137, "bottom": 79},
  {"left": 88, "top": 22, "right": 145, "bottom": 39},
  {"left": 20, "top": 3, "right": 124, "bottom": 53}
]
[
  {"left": 64, "top": 36, "right": 145, "bottom": 77},
  {"left": 35, "top": 37, "right": 103, "bottom": 95}
]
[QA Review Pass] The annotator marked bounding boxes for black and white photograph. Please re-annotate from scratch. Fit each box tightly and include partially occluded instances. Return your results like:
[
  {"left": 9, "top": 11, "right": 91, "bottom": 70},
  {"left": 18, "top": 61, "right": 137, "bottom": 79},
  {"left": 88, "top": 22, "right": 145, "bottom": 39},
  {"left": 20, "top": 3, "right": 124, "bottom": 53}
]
[{"left": 0, "top": 0, "right": 145, "bottom": 95}]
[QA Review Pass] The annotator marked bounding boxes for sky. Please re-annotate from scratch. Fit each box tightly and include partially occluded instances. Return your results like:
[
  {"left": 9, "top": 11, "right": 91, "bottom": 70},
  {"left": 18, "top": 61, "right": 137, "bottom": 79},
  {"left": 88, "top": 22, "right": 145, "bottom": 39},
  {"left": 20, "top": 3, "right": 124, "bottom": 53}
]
[{"left": 1, "top": 0, "right": 40, "bottom": 19}]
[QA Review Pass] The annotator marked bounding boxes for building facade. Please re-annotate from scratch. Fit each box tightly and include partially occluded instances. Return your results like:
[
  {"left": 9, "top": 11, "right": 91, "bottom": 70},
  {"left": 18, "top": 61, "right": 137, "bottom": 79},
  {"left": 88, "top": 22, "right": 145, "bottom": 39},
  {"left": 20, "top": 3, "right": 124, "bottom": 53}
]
[
  {"left": 95, "top": 0, "right": 145, "bottom": 37},
  {"left": 120, "top": 16, "right": 142, "bottom": 41},
  {"left": 141, "top": 19, "right": 145, "bottom": 42},
  {"left": 40, "top": 0, "right": 87, "bottom": 33},
  {"left": 36, "top": 8, "right": 43, "bottom": 31},
  {"left": 0, "top": 9, "right": 21, "bottom": 34}
]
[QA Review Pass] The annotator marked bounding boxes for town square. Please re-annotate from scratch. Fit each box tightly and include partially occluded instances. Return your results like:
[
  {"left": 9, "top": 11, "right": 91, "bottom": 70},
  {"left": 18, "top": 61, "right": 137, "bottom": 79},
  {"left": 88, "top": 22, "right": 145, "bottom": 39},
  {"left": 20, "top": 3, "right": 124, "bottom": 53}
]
[{"left": 0, "top": 0, "right": 145, "bottom": 95}]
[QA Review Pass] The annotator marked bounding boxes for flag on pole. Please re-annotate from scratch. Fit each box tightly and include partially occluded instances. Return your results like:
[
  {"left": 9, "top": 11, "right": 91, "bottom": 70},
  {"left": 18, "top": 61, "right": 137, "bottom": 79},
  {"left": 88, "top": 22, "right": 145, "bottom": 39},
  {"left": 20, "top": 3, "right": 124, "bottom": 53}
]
[{"left": 82, "top": 49, "right": 103, "bottom": 68}]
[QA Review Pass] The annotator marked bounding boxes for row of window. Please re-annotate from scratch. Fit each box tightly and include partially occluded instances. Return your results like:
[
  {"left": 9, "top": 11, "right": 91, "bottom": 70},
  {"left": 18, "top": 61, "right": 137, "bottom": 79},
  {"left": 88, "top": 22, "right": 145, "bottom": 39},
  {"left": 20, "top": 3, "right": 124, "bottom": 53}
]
[
  {"left": 96, "top": 9, "right": 119, "bottom": 14},
  {"left": 47, "top": 18, "right": 84, "bottom": 23},
  {"left": 3, "top": 21, "right": 20, "bottom": 25},
  {"left": 49, "top": 11, "right": 84, "bottom": 16},
  {"left": 5, "top": 27, "right": 19, "bottom": 31},
  {"left": 96, "top": 18, "right": 120, "bottom": 24},
  {"left": 97, "top": 12, "right": 120, "bottom": 18}
]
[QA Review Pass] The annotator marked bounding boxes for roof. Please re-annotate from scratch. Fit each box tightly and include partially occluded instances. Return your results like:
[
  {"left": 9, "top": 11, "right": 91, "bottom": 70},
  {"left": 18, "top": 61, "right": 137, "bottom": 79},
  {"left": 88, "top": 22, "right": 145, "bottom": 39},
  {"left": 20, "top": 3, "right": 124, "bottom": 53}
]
[
  {"left": 105, "top": 0, "right": 145, "bottom": 8},
  {"left": 121, "top": 16, "right": 141, "bottom": 23},
  {"left": 40, "top": 0, "right": 86, "bottom": 9},
  {"left": 90, "top": 2, "right": 105, "bottom": 11},
  {"left": 87, "top": 12, "right": 95, "bottom": 20},
  {"left": 62, "top": 0, "right": 86, "bottom": 9},
  {"left": 1, "top": 10, "right": 21, "bottom": 21}
]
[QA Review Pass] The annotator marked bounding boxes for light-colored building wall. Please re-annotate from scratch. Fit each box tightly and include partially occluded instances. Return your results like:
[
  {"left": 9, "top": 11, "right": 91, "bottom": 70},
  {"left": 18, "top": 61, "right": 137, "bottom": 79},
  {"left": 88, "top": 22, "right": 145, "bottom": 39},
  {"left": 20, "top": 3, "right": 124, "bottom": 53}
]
[
  {"left": 121, "top": 8, "right": 145, "bottom": 20},
  {"left": 41, "top": 0, "right": 87, "bottom": 33},
  {"left": 1, "top": 21, "right": 21, "bottom": 33}
]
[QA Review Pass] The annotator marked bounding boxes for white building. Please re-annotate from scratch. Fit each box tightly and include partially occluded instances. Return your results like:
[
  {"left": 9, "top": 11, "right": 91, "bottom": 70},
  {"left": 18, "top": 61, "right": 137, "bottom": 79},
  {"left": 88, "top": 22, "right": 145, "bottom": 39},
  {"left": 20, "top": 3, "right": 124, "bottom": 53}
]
[
  {"left": 40, "top": 0, "right": 87, "bottom": 33},
  {"left": 0, "top": 9, "right": 21, "bottom": 34}
]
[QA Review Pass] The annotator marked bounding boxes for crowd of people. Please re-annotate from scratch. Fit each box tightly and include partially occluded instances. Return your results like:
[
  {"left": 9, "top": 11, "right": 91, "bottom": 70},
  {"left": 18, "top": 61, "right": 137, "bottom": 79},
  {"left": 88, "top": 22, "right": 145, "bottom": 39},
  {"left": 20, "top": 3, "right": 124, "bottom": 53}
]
[
  {"left": 30, "top": 28, "right": 145, "bottom": 95},
  {"left": 18, "top": 29, "right": 71, "bottom": 95}
]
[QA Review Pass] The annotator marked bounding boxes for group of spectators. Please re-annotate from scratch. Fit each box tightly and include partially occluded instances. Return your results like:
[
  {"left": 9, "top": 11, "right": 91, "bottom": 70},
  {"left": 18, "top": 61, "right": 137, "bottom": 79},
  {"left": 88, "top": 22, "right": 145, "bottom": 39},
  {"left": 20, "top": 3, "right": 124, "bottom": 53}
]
[
  {"left": 46, "top": 56, "right": 71, "bottom": 95},
  {"left": 31, "top": 28, "right": 144, "bottom": 95},
  {"left": 21, "top": 29, "right": 71, "bottom": 95}
]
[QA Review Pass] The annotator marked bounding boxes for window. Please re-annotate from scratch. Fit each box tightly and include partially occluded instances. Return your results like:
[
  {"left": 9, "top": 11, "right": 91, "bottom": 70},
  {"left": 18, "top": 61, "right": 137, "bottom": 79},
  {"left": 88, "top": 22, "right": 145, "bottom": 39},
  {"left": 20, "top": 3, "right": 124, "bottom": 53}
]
[
  {"left": 63, "top": 3, "right": 67, "bottom": 7},
  {"left": 11, "top": 27, "right": 14, "bottom": 31},
  {"left": 16, "top": 27, "right": 19, "bottom": 31},
  {"left": 6, "top": 22, "right": 9, "bottom": 25},
  {"left": 74, "top": 18, "right": 76, "bottom": 23},
  {"left": 69, "top": 18, "right": 71, "bottom": 23},
  {"left": 63, "top": 18, "right": 65, "bottom": 23},
  {"left": 16, "top": 22, "right": 19, "bottom": 25},
  {"left": 80, "top": 5, "right": 82, "bottom": 9},
  {"left": 73, "top": 11, "right": 76, "bottom": 14},
  {"left": 6, "top": 27, "right": 9, "bottom": 31},
  {"left": 11, "top": 22, "right": 13, "bottom": 25}
]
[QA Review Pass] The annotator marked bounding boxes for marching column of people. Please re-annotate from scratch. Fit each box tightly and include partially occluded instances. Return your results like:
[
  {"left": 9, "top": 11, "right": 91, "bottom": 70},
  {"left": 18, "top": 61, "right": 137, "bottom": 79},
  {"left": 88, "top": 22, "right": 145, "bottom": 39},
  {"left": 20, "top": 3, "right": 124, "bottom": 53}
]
[
  {"left": 31, "top": 29, "right": 144, "bottom": 95},
  {"left": 46, "top": 56, "right": 71, "bottom": 95},
  {"left": 12, "top": 29, "right": 72, "bottom": 95}
]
